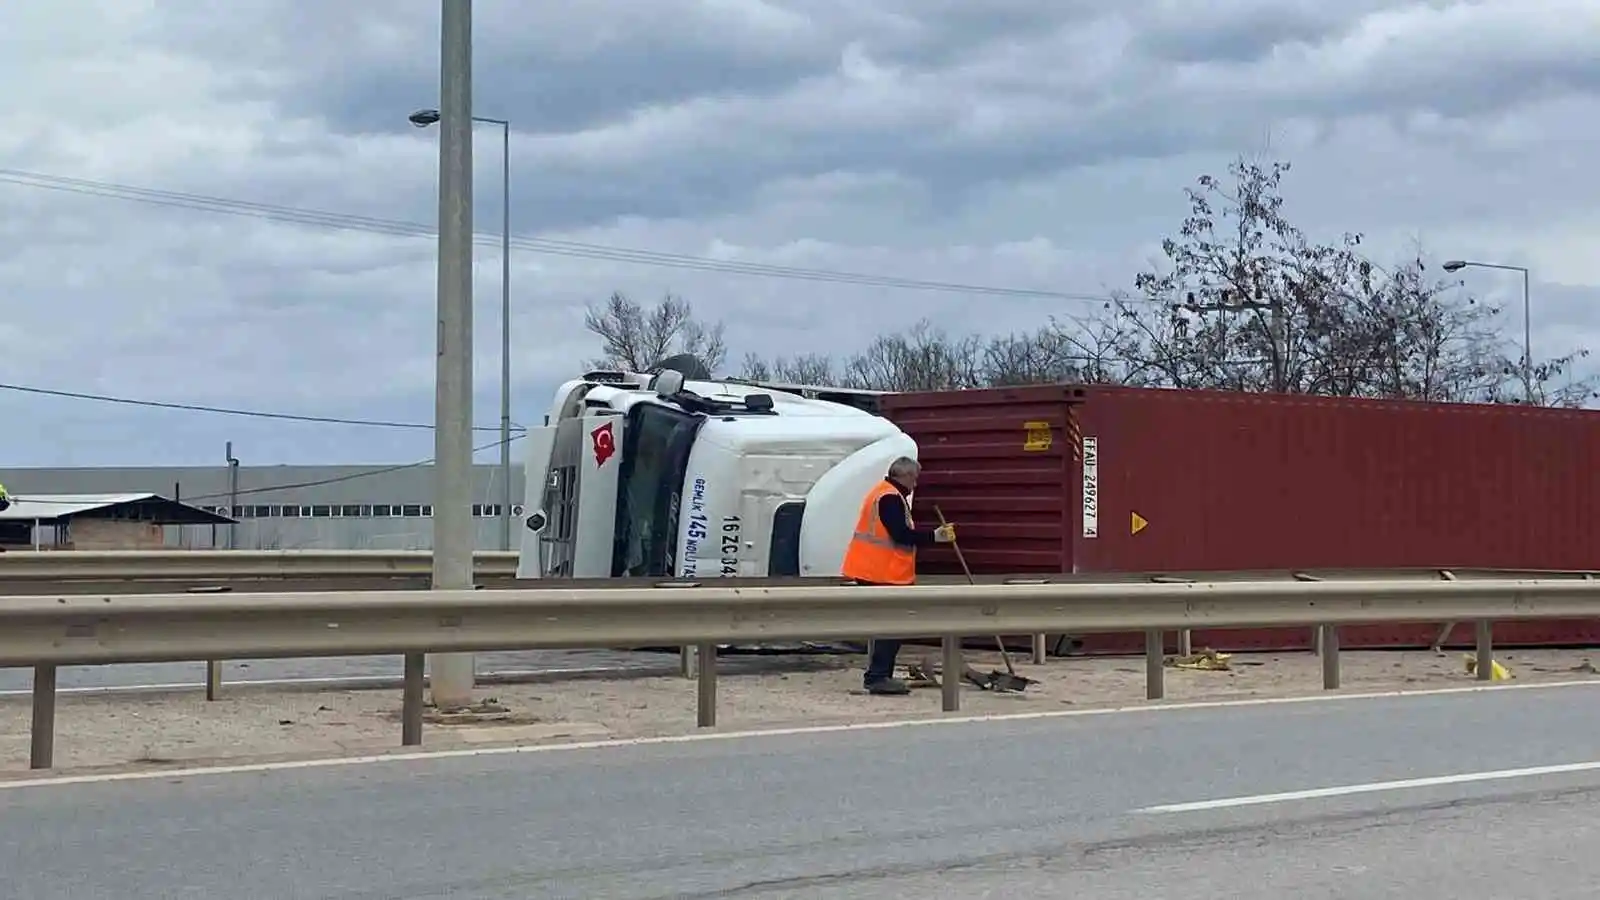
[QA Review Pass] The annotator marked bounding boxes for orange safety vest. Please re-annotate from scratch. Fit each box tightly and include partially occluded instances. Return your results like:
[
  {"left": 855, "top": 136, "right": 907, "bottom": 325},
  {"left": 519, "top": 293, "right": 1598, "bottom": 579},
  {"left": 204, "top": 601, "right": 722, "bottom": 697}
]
[{"left": 841, "top": 480, "right": 917, "bottom": 585}]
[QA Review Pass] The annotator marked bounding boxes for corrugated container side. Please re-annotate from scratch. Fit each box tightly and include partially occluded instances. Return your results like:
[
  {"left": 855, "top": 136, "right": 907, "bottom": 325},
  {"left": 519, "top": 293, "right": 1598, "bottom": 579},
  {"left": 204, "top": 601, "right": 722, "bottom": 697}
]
[
  {"left": 881, "top": 383, "right": 1600, "bottom": 652},
  {"left": 1074, "top": 386, "right": 1600, "bottom": 572},
  {"left": 880, "top": 385, "right": 1083, "bottom": 575}
]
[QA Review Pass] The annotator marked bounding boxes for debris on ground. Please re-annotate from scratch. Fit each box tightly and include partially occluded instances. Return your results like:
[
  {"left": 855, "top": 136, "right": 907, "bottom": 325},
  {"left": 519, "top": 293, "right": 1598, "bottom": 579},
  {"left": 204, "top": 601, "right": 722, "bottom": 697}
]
[
  {"left": 903, "top": 661, "right": 939, "bottom": 688},
  {"left": 904, "top": 656, "right": 1038, "bottom": 693},
  {"left": 1166, "top": 649, "right": 1233, "bottom": 671},
  {"left": 1463, "top": 655, "right": 1513, "bottom": 680}
]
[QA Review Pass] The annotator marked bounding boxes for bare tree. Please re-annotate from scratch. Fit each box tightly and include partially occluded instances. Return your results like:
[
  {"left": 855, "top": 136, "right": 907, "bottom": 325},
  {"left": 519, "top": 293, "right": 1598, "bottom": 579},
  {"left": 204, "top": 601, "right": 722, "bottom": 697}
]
[
  {"left": 1031, "top": 312, "right": 1155, "bottom": 386},
  {"left": 592, "top": 161, "right": 1594, "bottom": 407},
  {"left": 1089, "top": 155, "right": 1594, "bottom": 405},
  {"left": 838, "top": 321, "right": 987, "bottom": 391},
  {"left": 584, "top": 291, "right": 728, "bottom": 373},
  {"left": 736, "top": 319, "right": 1146, "bottom": 391},
  {"left": 978, "top": 328, "right": 1075, "bottom": 386},
  {"left": 738, "top": 352, "right": 839, "bottom": 385},
  {"left": 1101, "top": 156, "right": 1329, "bottom": 392},
  {"left": 1312, "top": 251, "right": 1497, "bottom": 400}
]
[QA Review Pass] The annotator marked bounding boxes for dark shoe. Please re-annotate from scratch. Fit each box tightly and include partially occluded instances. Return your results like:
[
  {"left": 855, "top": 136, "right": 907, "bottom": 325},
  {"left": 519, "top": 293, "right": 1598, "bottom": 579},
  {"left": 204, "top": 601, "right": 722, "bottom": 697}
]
[{"left": 864, "top": 678, "right": 911, "bottom": 696}]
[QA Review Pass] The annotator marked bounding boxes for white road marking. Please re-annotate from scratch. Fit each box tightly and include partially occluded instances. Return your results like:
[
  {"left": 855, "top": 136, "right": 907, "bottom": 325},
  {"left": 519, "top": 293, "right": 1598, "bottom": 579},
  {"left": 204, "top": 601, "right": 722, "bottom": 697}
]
[
  {"left": 1137, "top": 759, "right": 1600, "bottom": 814},
  {"left": 0, "top": 677, "right": 1595, "bottom": 793}
]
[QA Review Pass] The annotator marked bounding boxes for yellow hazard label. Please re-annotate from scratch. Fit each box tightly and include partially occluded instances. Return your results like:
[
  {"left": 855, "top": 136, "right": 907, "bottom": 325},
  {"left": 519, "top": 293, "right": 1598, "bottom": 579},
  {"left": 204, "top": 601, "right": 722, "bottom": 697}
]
[
  {"left": 1131, "top": 511, "right": 1148, "bottom": 535},
  {"left": 1022, "top": 421, "right": 1052, "bottom": 452}
]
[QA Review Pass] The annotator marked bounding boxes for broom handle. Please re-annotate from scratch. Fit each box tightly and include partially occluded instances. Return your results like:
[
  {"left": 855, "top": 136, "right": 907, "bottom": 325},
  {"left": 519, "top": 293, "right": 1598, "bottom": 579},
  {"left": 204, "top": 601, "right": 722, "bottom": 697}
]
[
  {"left": 934, "top": 506, "right": 1018, "bottom": 676},
  {"left": 932, "top": 506, "right": 975, "bottom": 583}
]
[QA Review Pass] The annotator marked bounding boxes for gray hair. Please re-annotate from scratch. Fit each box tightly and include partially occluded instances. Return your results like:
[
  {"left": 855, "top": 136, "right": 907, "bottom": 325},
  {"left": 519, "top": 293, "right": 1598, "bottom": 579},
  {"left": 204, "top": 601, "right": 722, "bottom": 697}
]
[{"left": 887, "top": 457, "right": 921, "bottom": 480}]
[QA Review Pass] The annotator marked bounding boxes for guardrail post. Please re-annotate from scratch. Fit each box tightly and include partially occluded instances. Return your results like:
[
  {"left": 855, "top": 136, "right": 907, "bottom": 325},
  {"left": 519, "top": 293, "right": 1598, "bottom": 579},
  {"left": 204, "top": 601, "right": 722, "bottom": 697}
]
[
  {"left": 696, "top": 642, "right": 717, "bottom": 727},
  {"left": 186, "top": 586, "right": 231, "bottom": 700},
  {"left": 1030, "top": 633, "right": 1047, "bottom": 665},
  {"left": 941, "top": 635, "right": 962, "bottom": 712},
  {"left": 679, "top": 645, "right": 696, "bottom": 679},
  {"left": 205, "top": 660, "right": 223, "bottom": 701},
  {"left": 1475, "top": 620, "right": 1494, "bottom": 682},
  {"left": 401, "top": 653, "right": 425, "bottom": 746},
  {"left": 1429, "top": 570, "right": 1460, "bottom": 654},
  {"left": 1146, "top": 577, "right": 1193, "bottom": 660},
  {"left": 1144, "top": 629, "right": 1165, "bottom": 700},
  {"left": 1319, "top": 625, "right": 1340, "bottom": 689},
  {"left": 31, "top": 664, "right": 56, "bottom": 769},
  {"left": 1293, "top": 572, "right": 1330, "bottom": 657}
]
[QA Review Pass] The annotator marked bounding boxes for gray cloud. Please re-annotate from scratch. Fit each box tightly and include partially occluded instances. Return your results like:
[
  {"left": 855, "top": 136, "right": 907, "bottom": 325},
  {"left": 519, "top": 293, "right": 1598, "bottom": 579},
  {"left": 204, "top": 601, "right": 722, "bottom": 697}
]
[
  {"left": 99, "top": 0, "right": 1600, "bottom": 236},
  {"left": 0, "top": 0, "right": 1597, "bottom": 465}
]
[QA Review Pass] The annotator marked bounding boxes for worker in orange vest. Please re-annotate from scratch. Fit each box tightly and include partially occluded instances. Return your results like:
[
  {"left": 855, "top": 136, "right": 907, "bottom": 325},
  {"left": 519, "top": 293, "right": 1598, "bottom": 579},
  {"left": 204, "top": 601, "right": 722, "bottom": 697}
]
[{"left": 841, "top": 456, "right": 956, "bottom": 695}]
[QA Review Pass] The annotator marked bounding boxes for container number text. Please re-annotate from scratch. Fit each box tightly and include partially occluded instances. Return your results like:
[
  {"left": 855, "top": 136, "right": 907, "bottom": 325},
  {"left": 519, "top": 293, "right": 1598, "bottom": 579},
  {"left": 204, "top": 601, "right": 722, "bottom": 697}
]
[{"left": 1081, "top": 436, "right": 1099, "bottom": 539}]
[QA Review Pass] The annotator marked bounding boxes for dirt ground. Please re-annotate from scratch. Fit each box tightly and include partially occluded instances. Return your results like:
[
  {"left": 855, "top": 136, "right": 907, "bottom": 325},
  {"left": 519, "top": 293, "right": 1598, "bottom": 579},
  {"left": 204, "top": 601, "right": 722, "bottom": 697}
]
[{"left": 3, "top": 647, "right": 1597, "bottom": 775}]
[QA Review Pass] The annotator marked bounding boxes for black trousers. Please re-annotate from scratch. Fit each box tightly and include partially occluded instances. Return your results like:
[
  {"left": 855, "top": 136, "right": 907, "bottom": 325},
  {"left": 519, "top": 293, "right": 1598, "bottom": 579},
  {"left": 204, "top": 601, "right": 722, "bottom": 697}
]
[
  {"left": 864, "top": 638, "right": 902, "bottom": 684},
  {"left": 852, "top": 578, "right": 903, "bottom": 684}
]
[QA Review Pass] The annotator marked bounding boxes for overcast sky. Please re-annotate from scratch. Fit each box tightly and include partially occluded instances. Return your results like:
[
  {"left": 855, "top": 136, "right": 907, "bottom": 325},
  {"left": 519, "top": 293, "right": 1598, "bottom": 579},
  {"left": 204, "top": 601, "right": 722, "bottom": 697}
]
[{"left": 4, "top": 0, "right": 1598, "bottom": 468}]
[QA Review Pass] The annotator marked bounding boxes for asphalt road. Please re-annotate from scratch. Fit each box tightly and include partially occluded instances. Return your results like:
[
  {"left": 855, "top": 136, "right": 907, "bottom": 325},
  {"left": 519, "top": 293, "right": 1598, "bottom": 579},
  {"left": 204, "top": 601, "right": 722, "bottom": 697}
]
[{"left": 5, "top": 684, "right": 1600, "bottom": 898}]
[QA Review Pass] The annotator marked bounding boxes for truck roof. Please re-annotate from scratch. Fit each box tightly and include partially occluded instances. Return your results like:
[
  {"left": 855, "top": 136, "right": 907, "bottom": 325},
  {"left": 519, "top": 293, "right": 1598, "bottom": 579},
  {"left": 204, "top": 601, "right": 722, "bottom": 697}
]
[{"left": 575, "top": 377, "right": 885, "bottom": 419}]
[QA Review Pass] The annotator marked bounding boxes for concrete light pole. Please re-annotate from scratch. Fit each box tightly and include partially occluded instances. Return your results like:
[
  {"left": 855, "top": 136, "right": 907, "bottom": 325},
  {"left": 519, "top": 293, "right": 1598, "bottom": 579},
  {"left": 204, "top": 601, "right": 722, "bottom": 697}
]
[
  {"left": 1443, "top": 259, "right": 1533, "bottom": 401},
  {"left": 424, "top": 0, "right": 476, "bottom": 717},
  {"left": 409, "top": 108, "right": 514, "bottom": 549}
]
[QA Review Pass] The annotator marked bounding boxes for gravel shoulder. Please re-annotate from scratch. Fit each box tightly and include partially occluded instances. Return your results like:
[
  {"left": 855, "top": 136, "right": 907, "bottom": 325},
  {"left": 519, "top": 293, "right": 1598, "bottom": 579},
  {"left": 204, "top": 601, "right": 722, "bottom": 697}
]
[{"left": 2, "top": 647, "right": 1596, "bottom": 775}]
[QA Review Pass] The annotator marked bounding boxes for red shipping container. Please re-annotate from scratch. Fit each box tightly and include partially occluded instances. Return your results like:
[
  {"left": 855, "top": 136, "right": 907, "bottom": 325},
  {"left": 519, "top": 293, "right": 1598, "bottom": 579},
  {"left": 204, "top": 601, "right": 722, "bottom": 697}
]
[{"left": 880, "top": 384, "right": 1600, "bottom": 651}]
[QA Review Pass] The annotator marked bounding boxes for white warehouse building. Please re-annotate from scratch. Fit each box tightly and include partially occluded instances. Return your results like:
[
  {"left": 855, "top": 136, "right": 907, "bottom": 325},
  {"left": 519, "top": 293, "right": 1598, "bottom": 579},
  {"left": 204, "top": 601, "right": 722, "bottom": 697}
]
[{"left": 3, "top": 464, "right": 527, "bottom": 551}]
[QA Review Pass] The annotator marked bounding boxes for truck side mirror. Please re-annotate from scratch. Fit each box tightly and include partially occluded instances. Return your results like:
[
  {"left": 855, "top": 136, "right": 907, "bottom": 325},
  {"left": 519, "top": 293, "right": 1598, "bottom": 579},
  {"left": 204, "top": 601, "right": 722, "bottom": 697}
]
[{"left": 652, "top": 370, "right": 686, "bottom": 397}]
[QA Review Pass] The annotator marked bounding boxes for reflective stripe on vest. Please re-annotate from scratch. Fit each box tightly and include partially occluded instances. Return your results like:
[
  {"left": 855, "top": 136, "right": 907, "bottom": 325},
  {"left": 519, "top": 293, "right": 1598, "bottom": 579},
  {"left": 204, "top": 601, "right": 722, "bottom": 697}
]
[{"left": 840, "top": 480, "right": 917, "bottom": 585}]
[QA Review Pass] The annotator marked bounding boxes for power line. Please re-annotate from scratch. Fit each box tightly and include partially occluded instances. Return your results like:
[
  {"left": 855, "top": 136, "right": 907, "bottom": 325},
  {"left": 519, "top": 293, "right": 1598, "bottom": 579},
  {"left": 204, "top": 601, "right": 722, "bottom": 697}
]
[
  {"left": 0, "top": 167, "right": 1137, "bottom": 304},
  {"left": 14, "top": 433, "right": 528, "bottom": 506},
  {"left": 187, "top": 433, "right": 528, "bottom": 503},
  {"left": 0, "top": 382, "right": 520, "bottom": 432}
]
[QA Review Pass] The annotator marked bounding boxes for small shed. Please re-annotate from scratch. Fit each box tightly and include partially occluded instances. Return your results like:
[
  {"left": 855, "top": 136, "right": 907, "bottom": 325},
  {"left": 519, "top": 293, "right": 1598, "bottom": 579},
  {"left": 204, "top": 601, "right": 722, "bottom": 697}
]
[{"left": 0, "top": 493, "right": 236, "bottom": 550}]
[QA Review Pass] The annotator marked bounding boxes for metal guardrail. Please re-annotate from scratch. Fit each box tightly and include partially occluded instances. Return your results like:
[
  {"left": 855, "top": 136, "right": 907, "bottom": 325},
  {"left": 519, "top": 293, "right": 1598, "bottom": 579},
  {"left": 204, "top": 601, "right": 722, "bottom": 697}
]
[
  {"left": 5, "top": 559, "right": 1597, "bottom": 708},
  {"left": 0, "top": 550, "right": 521, "bottom": 580},
  {"left": 2, "top": 577, "right": 1594, "bottom": 770},
  {"left": 5, "top": 559, "right": 1595, "bottom": 676},
  {"left": 6, "top": 550, "right": 1598, "bottom": 586},
  {"left": 3, "top": 553, "right": 1594, "bottom": 603}
]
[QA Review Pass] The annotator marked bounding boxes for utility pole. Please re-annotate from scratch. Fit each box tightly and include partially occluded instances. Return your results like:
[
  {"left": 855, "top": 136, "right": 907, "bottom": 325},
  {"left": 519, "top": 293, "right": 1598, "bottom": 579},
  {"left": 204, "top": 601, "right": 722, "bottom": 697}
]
[
  {"left": 224, "top": 442, "right": 240, "bottom": 550},
  {"left": 1522, "top": 265, "right": 1532, "bottom": 400},
  {"left": 1184, "top": 289, "right": 1285, "bottom": 390},
  {"left": 428, "top": 0, "right": 476, "bottom": 714},
  {"left": 1269, "top": 298, "right": 1286, "bottom": 392}
]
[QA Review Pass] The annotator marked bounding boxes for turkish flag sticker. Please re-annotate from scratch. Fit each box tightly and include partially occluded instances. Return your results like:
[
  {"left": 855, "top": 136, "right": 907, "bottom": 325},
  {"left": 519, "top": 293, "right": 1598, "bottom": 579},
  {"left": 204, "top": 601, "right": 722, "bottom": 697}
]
[{"left": 590, "top": 421, "right": 616, "bottom": 467}]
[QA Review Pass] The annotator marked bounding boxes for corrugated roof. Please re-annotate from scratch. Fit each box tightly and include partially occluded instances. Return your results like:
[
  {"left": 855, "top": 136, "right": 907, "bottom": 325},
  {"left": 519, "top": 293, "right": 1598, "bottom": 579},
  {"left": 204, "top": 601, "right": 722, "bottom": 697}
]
[{"left": 0, "top": 493, "right": 235, "bottom": 524}]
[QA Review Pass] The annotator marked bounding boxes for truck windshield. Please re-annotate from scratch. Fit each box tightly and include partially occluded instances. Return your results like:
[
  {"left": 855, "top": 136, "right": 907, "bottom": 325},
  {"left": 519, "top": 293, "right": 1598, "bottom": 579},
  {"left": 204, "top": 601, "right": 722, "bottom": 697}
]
[{"left": 612, "top": 402, "right": 699, "bottom": 577}]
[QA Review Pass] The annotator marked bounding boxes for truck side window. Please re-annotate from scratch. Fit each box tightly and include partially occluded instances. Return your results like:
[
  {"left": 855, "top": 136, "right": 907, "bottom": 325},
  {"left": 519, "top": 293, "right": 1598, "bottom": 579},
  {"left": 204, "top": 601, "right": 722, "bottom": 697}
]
[{"left": 768, "top": 502, "right": 804, "bottom": 576}]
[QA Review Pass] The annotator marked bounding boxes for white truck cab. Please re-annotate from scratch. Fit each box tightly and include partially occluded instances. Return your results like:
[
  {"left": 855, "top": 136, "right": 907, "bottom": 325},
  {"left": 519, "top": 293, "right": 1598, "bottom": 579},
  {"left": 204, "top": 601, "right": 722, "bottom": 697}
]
[{"left": 516, "top": 362, "right": 916, "bottom": 581}]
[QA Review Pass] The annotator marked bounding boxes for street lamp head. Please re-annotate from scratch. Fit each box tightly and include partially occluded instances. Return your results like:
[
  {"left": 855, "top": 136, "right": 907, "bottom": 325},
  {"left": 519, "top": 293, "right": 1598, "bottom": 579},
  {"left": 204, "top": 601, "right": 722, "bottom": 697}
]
[
  {"left": 1442, "top": 260, "right": 1468, "bottom": 273},
  {"left": 408, "top": 108, "right": 442, "bottom": 128}
]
